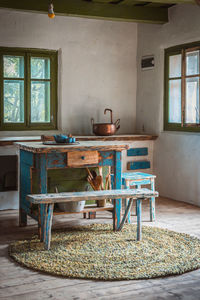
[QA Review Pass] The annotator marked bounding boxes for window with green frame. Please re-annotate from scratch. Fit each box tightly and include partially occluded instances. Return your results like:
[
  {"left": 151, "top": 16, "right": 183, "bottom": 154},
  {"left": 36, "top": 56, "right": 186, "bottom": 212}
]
[
  {"left": 164, "top": 41, "right": 200, "bottom": 132},
  {"left": 0, "top": 47, "right": 57, "bottom": 130}
]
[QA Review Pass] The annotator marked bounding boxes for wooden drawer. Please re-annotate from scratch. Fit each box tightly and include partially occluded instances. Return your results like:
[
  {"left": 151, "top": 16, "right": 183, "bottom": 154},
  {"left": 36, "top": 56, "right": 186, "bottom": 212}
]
[{"left": 67, "top": 151, "right": 99, "bottom": 167}]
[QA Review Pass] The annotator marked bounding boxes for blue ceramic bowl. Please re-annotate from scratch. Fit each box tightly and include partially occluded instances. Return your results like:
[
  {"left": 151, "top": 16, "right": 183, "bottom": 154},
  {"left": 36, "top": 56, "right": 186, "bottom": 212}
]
[
  {"left": 54, "top": 134, "right": 67, "bottom": 143},
  {"left": 68, "top": 137, "right": 73, "bottom": 143}
]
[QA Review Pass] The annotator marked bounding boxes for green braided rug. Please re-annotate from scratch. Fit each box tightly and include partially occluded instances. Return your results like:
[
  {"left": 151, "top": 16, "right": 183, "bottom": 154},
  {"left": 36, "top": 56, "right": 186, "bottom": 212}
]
[{"left": 9, "top": 224, "right": 200, "bottom": 280}]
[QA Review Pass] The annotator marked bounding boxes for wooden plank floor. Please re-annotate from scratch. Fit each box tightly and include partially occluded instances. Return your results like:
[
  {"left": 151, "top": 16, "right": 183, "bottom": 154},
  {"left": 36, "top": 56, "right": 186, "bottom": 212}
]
[{"left": 1, "top": 197, "right": 200, "bottom": 300}]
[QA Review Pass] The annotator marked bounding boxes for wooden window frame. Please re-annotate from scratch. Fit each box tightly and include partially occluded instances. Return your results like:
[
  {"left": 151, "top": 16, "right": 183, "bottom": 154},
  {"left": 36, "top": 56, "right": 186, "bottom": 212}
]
[
  {"left": 164, "top": 41, "right": 200, "bottom": 132},
  {"left": 0, "top": 47, "right": 58, "bottom": 131}
]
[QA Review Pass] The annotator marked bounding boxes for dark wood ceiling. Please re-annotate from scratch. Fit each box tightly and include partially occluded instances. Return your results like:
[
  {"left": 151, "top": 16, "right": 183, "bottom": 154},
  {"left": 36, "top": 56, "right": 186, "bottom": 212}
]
[{"left": 0, "top": 0, "right": 196, "bottom": 24}]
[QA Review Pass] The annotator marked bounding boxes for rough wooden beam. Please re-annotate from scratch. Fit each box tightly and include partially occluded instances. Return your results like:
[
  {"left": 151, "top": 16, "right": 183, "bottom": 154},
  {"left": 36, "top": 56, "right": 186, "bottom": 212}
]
[
  {"left": 121, "top": 0, "right": 195, "bottom": 3},
  {"left": 0, "top": 0, "right": 168, "bottom": 24}
]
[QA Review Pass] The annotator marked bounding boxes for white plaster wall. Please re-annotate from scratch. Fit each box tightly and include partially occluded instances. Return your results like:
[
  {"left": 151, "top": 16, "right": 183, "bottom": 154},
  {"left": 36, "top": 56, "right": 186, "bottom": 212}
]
[
  {"left": 0, "top": 9, "right": 137, "bottom": 136},
  {"left": 136, "top": 4, "right": 200, "bottom": 206},
  {"left": 0, "top": 9, "right": 137, "bottom": 209}
]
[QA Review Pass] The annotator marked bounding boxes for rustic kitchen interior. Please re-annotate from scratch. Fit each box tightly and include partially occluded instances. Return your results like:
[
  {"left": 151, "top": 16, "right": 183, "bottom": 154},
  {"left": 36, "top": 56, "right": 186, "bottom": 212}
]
[{"left": 1, "top": 0, "right": 200, "bottom": 299}]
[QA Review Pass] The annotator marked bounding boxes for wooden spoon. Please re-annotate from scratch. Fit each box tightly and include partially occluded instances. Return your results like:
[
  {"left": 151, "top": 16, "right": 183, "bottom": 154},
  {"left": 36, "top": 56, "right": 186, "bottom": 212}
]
[{"left": 93, "top": 175, "right": 103, "bottom": 191}]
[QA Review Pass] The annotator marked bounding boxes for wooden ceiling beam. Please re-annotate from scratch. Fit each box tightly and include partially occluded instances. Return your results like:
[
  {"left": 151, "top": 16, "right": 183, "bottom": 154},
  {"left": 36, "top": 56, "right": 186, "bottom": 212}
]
[
  {"left": 121, "top": 0, "right": 195, "bottom": 3},
  {"left": 0, "top": 0, "right": 169, "bottom": 24}
]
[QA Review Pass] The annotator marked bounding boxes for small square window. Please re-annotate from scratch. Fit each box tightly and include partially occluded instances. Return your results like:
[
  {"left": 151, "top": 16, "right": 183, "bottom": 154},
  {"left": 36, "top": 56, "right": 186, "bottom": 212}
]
[{"left": 0, "top": 48, "right": 57, "bottom": 130}]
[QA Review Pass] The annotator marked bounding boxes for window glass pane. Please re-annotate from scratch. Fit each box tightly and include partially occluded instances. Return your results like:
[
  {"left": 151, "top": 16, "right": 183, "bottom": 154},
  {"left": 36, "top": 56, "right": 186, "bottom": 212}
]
[
  {"left": 31, "top": 57, "right": 50, "bottom": 79},
  {"left": 3, "top": 80, "right": 24, "bottom": 123},
  {"left": 186, "top": 51, "right": 199, "bottom": 76},
  {"left": 31, "top": 81, "right": 50, "bottom": 123},
  {"left": 3, "top": 55, "right": 24, "bottom": 78},
  {"left": 185, "top": 77, "right": 199, "bottom": 124},
  {"left": 169, "top": 54, "right": 181, "bottom": 78},
  {"left": 168, "top": 79, "right": 182, "bottom": 123}
]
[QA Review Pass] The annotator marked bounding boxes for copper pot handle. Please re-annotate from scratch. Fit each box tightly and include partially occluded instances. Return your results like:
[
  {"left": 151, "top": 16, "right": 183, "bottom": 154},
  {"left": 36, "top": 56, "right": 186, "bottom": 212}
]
[
  {"left": 91, "top": 118, "right": 94, "bottom": 126},
  {"left": 104, "top": 108, "right": 113, "bottom": 124},
  {"left": 114, "top": 119, "right": 120, "bottom": 131}
]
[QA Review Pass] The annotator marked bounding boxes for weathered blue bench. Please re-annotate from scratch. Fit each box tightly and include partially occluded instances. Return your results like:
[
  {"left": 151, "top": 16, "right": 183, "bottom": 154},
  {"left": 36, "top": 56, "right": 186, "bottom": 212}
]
[{"left": 27, "top": 188, "right": 159, "bottom": 250}]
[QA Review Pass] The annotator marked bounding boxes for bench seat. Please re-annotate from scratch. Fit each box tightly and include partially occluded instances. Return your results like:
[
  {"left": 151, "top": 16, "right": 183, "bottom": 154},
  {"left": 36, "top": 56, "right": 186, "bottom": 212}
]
[
  {"left": 27, "top": 188, "right": 158, "bottom": 203},
  {"left": 27, "top": 188, "right": 159, "bottom": 250}
]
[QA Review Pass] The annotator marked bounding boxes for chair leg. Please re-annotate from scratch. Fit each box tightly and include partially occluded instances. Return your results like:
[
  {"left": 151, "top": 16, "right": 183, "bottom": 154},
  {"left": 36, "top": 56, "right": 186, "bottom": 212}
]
[
  {"left": 150, "top": 197, "right": 155, "bottom": 222},
  {"left": 136, "top": 199, "right": 142, "bottom": 241},
  {"left": 88, "top": 212, "right": 96, "bottom": 219},
  {"left": 150, "top": 178, "right": 156, "bottom": 222}
]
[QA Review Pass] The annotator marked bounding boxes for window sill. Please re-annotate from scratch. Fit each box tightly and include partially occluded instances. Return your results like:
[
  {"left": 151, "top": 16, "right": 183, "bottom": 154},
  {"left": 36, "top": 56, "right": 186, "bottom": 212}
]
[{"left": 161, "top": 130, "right": 200, "bottom": 136}]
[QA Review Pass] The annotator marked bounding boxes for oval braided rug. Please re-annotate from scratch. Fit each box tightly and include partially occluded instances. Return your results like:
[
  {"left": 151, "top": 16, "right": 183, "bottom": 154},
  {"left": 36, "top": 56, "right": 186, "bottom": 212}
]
[{"left": 9, "top": 224, "right": 200, "bottom": 280}]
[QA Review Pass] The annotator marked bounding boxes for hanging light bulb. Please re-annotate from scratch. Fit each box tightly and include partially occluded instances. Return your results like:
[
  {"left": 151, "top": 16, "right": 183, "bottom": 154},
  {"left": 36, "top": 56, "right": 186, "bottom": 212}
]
[{"left": 48, "top": 1, "right": 55, "bottom": 19}]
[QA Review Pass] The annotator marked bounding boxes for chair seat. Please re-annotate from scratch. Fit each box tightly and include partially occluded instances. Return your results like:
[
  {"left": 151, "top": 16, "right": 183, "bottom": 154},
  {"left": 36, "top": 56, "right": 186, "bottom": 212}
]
[
  {"left": 111, "top": 172, "right": 156, "bottom": 186},
  {"left": 121, "top": 172, "right": 156, "bottom": 186},
  {"left": 121, "top": 172, "right": 156, "bottom": 180}
]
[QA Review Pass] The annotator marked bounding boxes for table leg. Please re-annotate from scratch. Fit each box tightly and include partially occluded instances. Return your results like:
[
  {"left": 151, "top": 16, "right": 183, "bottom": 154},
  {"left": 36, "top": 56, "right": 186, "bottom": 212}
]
[
  {"left": 150, "top": 178, "right": 155, "bottom": 222},
  {"left": 19, "top": 150, "right": 34, "bottom": 227},
  {"left": 37, "top": 154, "right": 48, "bottom": 240},
  {"left": 113, "top": 151, "right": 122, "bottom": 231},
  {"left": 136, "top": 198, "right": 142, "bottom": 241},
  {"left": 19, "top": 208, "right": 27, "bottom": 227}
]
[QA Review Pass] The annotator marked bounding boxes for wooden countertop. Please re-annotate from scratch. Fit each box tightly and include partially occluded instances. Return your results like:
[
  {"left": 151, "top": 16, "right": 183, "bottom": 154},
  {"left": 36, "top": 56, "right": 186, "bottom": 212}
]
[
  {"left": 0, "top": 134, "right": 157, "bottom": 146},
  {"left": 16, "top": 141, "right": 130, "bottom": 153}
]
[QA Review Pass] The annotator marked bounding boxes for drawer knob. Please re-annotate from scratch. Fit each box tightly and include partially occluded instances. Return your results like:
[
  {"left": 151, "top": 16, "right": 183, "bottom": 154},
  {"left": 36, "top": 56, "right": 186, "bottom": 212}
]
[{"left": 81, "top": 156, "right": 85, "bottom": 160}]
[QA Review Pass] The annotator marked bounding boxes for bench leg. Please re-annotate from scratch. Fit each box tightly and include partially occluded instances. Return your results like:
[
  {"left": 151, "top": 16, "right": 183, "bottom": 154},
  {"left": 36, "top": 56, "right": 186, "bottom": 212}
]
[
  {"left": 150, "top": 178, "right": 156, "bottom": 222},
  {"left": 39, "top": 203, "right": 54, "bottom": 250},
  {"left": 117, "top": 198, "right": 133, "bottom": 231},
  {"left": 38, "top": 204, "right": 46, "bottom": 241},
  {"left": 136, "top": 199, "right": 142, "bottom": 241}
]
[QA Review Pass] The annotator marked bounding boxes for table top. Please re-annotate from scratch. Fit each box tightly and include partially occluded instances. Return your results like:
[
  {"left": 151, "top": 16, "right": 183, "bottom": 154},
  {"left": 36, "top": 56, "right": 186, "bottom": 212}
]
[
  {"left": 0, "top": 134, "right": 158, "bottom": 146},
  {"left": 16, "top": 141, "right": 130, "bottom": 153}
]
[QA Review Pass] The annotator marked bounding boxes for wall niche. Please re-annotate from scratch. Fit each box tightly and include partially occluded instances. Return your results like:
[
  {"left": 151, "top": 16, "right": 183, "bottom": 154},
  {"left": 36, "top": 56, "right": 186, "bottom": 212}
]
[{"left": 0, "top": 155, "right": 18, "bottom": 192}]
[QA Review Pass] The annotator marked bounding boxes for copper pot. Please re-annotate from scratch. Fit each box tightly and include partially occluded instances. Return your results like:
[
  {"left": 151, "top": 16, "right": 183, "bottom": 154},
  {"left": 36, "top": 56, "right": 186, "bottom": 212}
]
[{"left": 91, "top": 109, "right": 120, "bottom": 136}]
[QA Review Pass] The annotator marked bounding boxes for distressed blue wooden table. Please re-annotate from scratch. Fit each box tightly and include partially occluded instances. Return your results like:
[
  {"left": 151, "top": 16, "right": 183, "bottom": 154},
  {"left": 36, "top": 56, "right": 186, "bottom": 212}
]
[{"left": 17, "top": 141, "right": 129, "bottom": 230}]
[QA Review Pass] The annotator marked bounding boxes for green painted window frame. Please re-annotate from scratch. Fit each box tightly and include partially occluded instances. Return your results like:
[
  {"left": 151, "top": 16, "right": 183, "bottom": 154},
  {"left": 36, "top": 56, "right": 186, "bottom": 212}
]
[
  {"left": 0, "top": 47, "right": 58, "bottom": 131},
  {"left": 164, "top": 41, "right": 200, "bottom": 132}
]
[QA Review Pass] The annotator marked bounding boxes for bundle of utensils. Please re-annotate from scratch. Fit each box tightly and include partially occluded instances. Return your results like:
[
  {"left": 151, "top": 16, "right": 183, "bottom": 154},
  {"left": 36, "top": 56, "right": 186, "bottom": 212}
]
[{"left": 86, "top": 166, "right": 111, "bottom": 207}]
